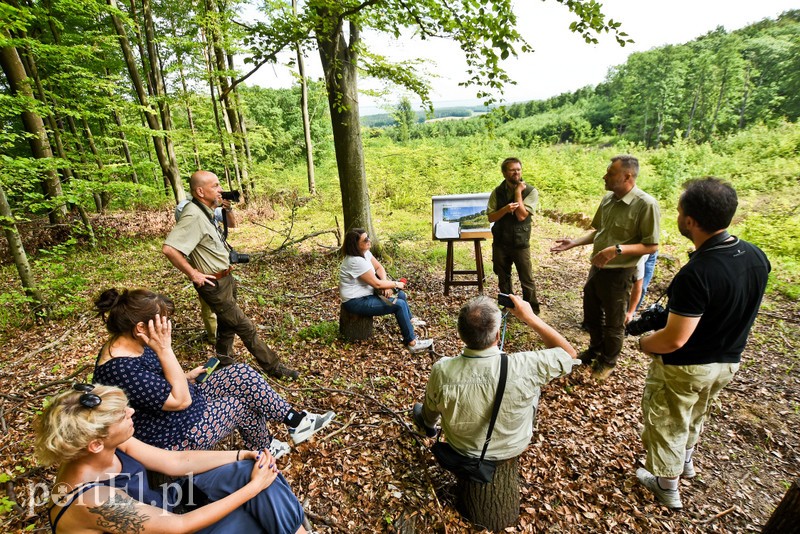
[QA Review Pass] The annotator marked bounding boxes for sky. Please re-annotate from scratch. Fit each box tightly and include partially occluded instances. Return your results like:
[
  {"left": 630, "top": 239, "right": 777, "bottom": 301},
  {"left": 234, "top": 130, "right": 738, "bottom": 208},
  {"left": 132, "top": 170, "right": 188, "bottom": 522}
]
[{"left": 241, "top": 0, "right": 798, "bottom": 114}]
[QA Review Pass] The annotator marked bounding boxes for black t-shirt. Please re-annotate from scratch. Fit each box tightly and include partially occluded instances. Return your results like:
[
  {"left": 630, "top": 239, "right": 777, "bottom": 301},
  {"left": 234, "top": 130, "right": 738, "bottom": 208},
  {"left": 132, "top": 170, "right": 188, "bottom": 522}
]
[{"left": 662, "top": 235, "right": 770, "bottom": 366}]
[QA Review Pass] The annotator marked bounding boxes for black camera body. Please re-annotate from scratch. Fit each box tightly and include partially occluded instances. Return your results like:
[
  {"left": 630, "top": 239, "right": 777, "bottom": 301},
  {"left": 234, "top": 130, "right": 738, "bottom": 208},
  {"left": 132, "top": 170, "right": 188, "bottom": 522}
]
[
  {"left": 625, "top": 303, "right": 668, "bottom": 336},
  {"left": 229, "top": 249, "right": 250, "bottom": 264},
  {"left": 221, "top": 190, "right": 241, "bottom": 202},
  {"left": 497, "top": 293, "right": 515, "bottom": 308}
]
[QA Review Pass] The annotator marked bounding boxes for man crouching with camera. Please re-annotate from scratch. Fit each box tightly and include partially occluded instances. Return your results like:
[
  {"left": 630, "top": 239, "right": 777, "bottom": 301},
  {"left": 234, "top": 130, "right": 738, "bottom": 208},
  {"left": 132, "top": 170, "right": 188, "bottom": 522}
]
[
  {"left": 413, "top": 294, "right": 580, "bottom": 471},
  {"left": 163, "top": 170, "right": 299, "bottom": 380},
  {"left": 636, "top": 178, "right": 770, "bottom": 509}
]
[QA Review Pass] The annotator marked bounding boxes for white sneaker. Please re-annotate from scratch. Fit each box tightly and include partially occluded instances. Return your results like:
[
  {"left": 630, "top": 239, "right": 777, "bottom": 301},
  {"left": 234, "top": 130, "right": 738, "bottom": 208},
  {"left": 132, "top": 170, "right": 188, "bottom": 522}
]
[
  {"left": 407, "top": 338, "right": 433, "bottom": 353},
  {"left": 267, "top": 438, "right": 291, "bottom": 460},
  {"left": 410, "top": 317, "right": 427, "bottom": 327},
  {"left": 636, "top": 467, "right": 683, "bottom": 509},
  {"left": 289, "top": 411, "right": 336, "bottom": 445}
]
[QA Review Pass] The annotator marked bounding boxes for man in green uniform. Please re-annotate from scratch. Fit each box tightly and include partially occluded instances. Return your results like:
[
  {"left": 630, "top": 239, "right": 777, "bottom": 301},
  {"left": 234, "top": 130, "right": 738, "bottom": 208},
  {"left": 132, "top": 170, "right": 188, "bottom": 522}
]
[{"left": 551, "top": 155, "right": 660, "bottom": 381}]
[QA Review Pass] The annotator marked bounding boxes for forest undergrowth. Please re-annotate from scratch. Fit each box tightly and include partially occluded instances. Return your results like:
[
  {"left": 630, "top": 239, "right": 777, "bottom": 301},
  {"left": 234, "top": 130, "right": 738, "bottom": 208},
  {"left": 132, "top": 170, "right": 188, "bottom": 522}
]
[{"left": 0, "top": 206, "right": 797, "bottom": 533}]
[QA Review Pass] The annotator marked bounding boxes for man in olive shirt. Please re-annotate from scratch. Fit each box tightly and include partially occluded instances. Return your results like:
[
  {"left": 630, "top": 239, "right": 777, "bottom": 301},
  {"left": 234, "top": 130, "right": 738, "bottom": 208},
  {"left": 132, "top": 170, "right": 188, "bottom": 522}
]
[
  {"left": 551, "top": 155, "right": 660, "bottom": 381},
  {"left": 487, "top": 157, "right": 541, "bottom": 313},
  {"left": 163, "top": 170, "right": 299, "bottom": 379}
]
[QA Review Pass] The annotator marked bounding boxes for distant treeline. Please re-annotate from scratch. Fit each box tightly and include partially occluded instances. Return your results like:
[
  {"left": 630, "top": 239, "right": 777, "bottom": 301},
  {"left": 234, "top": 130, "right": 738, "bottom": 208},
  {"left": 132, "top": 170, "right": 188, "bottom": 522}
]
[
  {"left": 361, "top": 106, "right": 488, "bottom": 127},
  {"left": 374, "top": 10, "right": 800, "bottom": 148}
]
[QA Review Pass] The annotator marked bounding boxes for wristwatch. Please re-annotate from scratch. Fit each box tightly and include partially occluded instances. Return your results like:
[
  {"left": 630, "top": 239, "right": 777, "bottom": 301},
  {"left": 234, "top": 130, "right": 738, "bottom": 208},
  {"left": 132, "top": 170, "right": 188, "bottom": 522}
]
[{"left": 615, "top": 244, "right": 623, "bottom": 255}]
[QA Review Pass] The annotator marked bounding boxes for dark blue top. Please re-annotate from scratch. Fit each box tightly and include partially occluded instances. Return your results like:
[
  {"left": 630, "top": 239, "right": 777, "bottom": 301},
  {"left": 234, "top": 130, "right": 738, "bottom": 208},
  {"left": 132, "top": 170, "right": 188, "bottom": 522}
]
[
  {"left": 49, "top": 449, "right": 175, "bottom": 532},
  {"left": 94, "top": 347, "right": 206, "bottom": 448}
]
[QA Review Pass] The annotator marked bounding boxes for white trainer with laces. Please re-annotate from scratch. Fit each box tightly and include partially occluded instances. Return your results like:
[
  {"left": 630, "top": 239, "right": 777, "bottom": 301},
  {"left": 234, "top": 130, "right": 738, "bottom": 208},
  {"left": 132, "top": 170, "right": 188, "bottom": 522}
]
[
  {"left": 267, "top": 438, "right": 291, "bottom": 460},
  {"left": 636, "top": 467, "right": 683, "bottom": 509},
  {"left": 407, "top": 338, "right": 433, "bottom": 353},
  {"left": 289, "top": 411, "right": 336, "bottom": 445}
]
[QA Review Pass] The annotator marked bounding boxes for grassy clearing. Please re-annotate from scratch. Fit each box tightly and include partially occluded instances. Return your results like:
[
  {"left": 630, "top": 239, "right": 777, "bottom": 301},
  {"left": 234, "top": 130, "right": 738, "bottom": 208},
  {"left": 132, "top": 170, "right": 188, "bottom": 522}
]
[{"left": 1, "top": 122, "right": 797, "bottom": 332}]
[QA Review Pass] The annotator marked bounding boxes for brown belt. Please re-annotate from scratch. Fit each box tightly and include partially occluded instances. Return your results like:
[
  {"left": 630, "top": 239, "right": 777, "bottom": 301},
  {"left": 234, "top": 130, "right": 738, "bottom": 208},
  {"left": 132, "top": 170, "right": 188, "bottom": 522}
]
[{"left": 210, "top": 266, "right": 232, "bottom": 279}]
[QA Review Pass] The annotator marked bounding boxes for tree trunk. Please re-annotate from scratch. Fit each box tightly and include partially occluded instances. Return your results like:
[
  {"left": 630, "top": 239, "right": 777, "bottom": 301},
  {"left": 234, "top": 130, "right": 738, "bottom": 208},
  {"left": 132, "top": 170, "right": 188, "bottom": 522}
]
[
  {"left": 315, "top": 18, "right": 379, "bottom": 253},
  {"left": 107, "top": 0, "right": 184, "bottom": 201},
  {"left": 202, "top": 32, "right": 232, "bottom": 188},
  {"left": 205, "top": 0, "right": 251, "bottom": 201},
  {"left": 762, "top": 479, "right": 800, "bottom": 534},
  {"left": 456, "top": 456, "right": 520, "bottom": 531},
  {"left": 293, "top": 0, "right": 316, "bottom": 194},
  {"left": 177, "top": 60, "right": 202, "bottom": 170},
  {"left": 17, "top": 45, "right": 74, "bottom": 184},
  {"left": 339, "top": 305, "right": 374, "bottom": 341},
  {"left": 0, "top": 182, "right": 47, "bottom": 317},
  {"left": 141, "top": 0, "right": 183, "bottom": 199},
  {"left": 739, "top": 63, "right": 751, "bottom": 130},
  {"left": 0, "top": 35, "right": 67, "bottom": 225},
  {"left": 227, "top": 52, "right": 256, "bottom": 195}
]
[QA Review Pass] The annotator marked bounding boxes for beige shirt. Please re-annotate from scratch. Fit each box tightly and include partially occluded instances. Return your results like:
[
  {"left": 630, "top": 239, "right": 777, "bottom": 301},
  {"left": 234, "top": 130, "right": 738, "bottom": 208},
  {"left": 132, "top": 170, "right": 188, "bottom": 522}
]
[
  {"left": 591, "top": 186, "right": 660, "bottom": 268},
  {"left": 423, "top": 345, "right": 575, "bottom": 460},
  {"left": 164, "top": 200, "right": 230, "bottom": 274}
]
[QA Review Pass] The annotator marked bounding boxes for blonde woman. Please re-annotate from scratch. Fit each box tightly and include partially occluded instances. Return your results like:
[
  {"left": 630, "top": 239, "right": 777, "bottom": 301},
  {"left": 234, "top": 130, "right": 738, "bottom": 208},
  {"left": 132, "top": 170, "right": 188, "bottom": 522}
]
[{"left": 36, "top": 384, "right": 308, "bottom": 533}]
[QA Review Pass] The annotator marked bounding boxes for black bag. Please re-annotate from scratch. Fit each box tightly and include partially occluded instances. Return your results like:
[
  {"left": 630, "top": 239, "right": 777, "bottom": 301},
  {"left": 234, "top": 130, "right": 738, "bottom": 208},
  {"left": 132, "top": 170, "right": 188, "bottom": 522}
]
[
  {"left": 431, "top": 353, "right": 508, "bottom": 484},
  {"left": 431, "top": 441, "right": 496, "bottom": 483}
]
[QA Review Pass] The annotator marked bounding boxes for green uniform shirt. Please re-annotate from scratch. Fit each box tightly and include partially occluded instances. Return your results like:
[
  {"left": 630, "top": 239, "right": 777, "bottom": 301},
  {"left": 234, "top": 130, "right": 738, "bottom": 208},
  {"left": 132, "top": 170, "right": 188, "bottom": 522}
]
[
  {"left": 591, "top": 186, "right": 660, "bottom": 268},
  {"left": 164, "top": 200, "right": 230, "bottom": 274}
]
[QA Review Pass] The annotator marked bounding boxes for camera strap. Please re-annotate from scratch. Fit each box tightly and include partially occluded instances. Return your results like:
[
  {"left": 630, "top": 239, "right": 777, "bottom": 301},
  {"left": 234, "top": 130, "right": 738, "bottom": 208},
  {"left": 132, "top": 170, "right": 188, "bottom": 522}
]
[
  {"left": 499, "top": 310, "right": 510, "bottom": 352},
  {"left": 191, "top": 198, "right": 232, "bottom": 252}
]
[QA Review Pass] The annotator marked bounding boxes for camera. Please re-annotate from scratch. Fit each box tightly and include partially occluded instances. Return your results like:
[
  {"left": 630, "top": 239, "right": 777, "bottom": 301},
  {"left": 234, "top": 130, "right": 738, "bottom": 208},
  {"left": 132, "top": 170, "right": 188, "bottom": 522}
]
[
  {"left": 229, "top": 249, "right": 250, "bottom": 264},
  {"left": 625, "top": 303, "right": 668, "bottom": 336},
  {"left": 221, "top": 190, "right": 241, "bottom": 202},
  {"left": 497, "top": 293, "right": 515, "bottom": 308}
]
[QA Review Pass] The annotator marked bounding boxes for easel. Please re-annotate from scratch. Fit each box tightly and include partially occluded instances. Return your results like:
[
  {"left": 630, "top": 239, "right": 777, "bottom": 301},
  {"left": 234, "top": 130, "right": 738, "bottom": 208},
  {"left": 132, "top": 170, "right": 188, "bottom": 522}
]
[{"left": 443, "top": 238, "right": 486, "bottom": 295}]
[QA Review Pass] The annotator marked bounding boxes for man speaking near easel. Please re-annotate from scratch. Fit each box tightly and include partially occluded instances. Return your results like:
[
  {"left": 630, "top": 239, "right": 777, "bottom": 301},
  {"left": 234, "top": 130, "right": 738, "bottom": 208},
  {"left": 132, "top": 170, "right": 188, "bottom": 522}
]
[{"left": 487, "top": 157, "right": 541, "bottom": 314}]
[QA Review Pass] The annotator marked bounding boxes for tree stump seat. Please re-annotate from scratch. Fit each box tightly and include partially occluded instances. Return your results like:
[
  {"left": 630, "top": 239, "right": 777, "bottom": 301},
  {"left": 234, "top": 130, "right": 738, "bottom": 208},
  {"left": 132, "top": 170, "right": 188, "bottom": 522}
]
[
  {"left": 339, "top": 304, "right": 374, "bottom": 340},
  {"left": 455, "top": 455, "right": 520, "bottom": 531}
]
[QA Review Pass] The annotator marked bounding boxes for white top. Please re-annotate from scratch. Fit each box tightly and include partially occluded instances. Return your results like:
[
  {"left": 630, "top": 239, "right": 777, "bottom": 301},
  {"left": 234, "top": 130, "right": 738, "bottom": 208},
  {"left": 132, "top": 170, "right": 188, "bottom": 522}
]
[
  {"left": 339, "top": 251, "right": 376, "bottom": 302},
  {"left": 635, "top": 254, "right": 647, "bottom": 281}
]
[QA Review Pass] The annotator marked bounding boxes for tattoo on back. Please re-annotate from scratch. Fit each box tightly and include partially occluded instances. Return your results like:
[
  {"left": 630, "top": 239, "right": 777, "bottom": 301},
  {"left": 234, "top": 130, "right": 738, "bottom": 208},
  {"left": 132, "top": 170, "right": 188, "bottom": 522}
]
[{"left": 88, "top": 492, "right": 147, "bottom": 534}]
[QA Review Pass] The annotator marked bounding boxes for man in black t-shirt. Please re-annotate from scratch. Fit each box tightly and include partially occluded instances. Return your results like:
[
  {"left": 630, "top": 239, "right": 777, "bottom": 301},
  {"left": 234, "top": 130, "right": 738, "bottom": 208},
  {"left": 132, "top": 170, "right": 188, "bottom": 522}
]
[{"left": 636, "top": 177, "right": 770, "bottom": 509}]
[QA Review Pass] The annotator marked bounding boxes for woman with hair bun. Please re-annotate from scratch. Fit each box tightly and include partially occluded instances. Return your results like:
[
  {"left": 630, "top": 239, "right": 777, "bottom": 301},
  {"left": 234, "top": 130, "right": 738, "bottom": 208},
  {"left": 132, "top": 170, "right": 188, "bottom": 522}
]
[
  {"left": 92, "top": 288, "right": 335, "bottom": 459},
  {"left": 36, "top": 384, "right": 308, "bottom": 533}
]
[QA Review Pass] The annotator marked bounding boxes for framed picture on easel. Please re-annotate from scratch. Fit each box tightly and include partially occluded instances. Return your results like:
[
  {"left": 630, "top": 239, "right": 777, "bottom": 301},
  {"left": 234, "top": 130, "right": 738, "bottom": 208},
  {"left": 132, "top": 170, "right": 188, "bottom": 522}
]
[{"left": 431, "top": 193, "right": 493, "bottom": 241}]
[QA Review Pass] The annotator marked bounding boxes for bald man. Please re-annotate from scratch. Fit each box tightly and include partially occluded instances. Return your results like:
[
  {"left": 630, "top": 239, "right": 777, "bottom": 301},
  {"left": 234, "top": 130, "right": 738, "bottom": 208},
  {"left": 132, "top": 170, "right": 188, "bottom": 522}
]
[{"left": 163, "top": 171, "right": 299, "bottom": 379}]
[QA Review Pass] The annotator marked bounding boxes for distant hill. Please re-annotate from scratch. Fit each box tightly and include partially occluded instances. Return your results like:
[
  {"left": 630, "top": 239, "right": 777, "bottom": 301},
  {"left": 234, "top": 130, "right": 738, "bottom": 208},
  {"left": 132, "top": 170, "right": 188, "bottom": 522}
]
[{"left": 361, "top": 105, "right": 490, "bottom": 127}]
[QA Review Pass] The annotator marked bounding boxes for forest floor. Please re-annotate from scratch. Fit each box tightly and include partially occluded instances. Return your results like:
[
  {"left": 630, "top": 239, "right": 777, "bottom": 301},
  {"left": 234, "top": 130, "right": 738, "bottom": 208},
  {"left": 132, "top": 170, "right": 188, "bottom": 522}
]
[{"left": 0, "top": 207, "right": 798, "bottom": 533}]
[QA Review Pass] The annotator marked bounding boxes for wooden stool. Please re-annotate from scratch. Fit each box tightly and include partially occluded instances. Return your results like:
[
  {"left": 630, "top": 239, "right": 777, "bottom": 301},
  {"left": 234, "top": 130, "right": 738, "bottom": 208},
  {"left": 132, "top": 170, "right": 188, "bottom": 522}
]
[
  {"left": 455, "top": 456, "right": 520, "bottom": 531},
  {"left": 339, "top": 304, "right": 374, "bottom": 340}
]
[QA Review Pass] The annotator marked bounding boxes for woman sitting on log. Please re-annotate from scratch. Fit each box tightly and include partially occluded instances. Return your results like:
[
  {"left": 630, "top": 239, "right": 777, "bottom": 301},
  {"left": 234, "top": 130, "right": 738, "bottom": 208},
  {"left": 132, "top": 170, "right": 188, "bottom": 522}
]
[
  {"left": 36, "top": 384, "right": 308, "bottom": 533},
  {"left": 339, "top": 228, "right": 432, "bottom": 353},
  {"left": 92, "top": 288, "right": 334, "bottom": 459}
]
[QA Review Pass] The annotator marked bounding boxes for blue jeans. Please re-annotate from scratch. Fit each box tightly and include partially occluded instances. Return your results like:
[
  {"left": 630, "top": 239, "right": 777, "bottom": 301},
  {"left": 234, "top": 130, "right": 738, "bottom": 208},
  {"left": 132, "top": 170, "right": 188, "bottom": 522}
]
[
  {"left": 342, "top": 291, "right": 416, "bottom": 344},
  {"left": 637, "top": 251, "right": 659, "bottom": 310}
]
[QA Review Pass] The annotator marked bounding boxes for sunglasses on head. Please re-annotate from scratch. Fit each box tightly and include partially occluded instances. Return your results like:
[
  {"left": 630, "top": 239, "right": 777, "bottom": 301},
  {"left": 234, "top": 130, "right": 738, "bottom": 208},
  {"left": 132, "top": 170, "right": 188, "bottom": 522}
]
[{"left": 73, "top": 383, "right": 102, "bottom": 409}]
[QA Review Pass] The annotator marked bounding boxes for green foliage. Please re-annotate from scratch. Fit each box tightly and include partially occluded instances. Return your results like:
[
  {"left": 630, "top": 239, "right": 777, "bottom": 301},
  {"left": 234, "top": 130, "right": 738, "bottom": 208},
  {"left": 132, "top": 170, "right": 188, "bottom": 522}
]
[{"left": 297, "top": 321, "right": 339, "bottom": 344}]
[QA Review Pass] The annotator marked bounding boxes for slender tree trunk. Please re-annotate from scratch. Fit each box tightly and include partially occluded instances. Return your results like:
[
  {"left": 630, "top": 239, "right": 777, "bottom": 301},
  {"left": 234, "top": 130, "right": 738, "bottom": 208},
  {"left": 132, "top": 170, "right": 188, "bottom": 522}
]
[
  {"left": 316, "top": 18, "right": 379, "bottom": 252},
  {"left": 710, "top": 69, "right": 728, "bottom": 136},
  {"left": 202, "top": 32, "right": 232, "bottom": 188},
  {"left": 177, "top": 60, "right": 202, "bottom": 170},
  {"left": 17, "top": 46, "right": 74, "bottom": 184},
  {"left": 0, "top": 182, "right": 47, "bottom": 316},
  {"left": 227, "top": 52, "right": 255, "bottom": 194},
  {"left": 0, "top": 36, "right": 67, "bottom": 225},
  {"left": 293, "top": 0, "right": 315, "bottom": 194},
  {"left": 205, "top": 0, "right": 250, "bottom": 201},
  {"left": 107, "top": 0, "right": 184, "bottom": 201},
  {"left": 738, "top": 63, "right": 751, "bottom": 130}
]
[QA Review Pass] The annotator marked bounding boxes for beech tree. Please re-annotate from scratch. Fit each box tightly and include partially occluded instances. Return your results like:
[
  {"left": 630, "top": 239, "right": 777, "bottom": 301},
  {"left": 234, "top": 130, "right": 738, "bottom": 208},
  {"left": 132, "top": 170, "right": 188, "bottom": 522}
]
[{"left": 233, "top": 0, "right": 628, "bottom": 253}]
